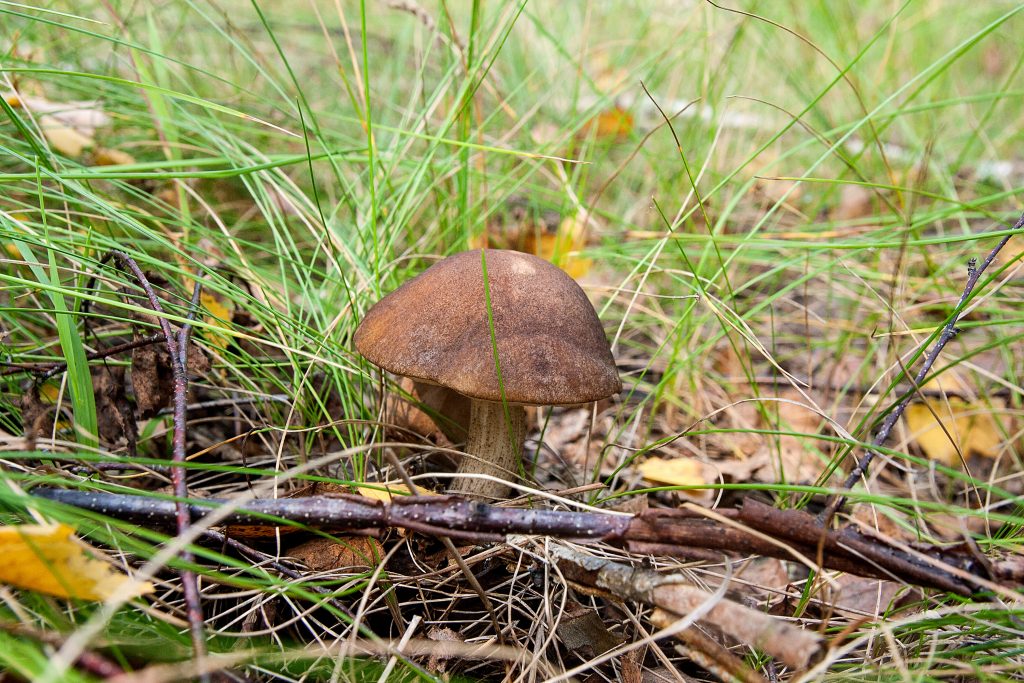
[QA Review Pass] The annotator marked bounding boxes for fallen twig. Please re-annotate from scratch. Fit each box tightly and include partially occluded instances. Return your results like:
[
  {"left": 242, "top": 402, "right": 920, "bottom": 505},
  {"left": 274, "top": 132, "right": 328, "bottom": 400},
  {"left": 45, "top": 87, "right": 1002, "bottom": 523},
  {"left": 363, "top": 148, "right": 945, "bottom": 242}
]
[
  {"left": 550, "top": 543, "right": 821, "bottom": 670},
  {"left": 97, "top": 250, "right": 208, "bottom": 673},
  {"left": 649, "top": 608, "right": 767, "bottom": 683},
  {"left": 822, "top": 210, "right": 1024, "bottom": 522},
  {"left": 0, "top": 333, "right": 164, "bottom": 378},
  {"left": 31, "top": 488, "right": 1020, "bottom": 597}
]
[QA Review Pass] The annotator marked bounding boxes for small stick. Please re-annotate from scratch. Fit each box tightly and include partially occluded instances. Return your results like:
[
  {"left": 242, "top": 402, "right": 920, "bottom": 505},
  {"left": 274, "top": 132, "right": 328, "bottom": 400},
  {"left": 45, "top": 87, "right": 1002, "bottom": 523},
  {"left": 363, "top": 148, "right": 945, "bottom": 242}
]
[
  {"left": 1, "top": 333, "right": 164, "bottom": 378},
  {"left": 100, "top": 251, "right": 209, "bottom": 674},
  {"left": 553, "top": 545, "right": 820, "bottom": 671},
  {"left": 821, "top": 211, "right": 1023, "bottom": 523},
  {"left": 650, "top": 609, "right": 767, "bottom": 683}
]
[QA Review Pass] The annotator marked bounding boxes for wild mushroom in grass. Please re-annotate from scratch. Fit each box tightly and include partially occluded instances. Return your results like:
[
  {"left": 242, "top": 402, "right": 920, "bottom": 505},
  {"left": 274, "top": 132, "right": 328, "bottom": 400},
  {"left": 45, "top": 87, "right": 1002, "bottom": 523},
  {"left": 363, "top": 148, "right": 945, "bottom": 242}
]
[{"left": 354, "top": 249, "right": 621, "bottom": 500}]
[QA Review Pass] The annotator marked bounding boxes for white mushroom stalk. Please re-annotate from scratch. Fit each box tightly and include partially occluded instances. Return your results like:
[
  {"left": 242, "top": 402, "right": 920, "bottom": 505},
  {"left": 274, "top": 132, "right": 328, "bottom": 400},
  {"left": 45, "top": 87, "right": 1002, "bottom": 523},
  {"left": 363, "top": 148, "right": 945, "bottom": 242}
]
[{"left": 452, "top": 401, "right": 526, "bottom": 500}]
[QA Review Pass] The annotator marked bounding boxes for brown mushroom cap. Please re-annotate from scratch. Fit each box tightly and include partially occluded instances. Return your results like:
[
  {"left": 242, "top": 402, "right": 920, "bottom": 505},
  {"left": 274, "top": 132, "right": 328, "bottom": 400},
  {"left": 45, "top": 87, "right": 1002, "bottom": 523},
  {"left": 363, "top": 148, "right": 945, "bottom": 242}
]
[{"left": 355, "top": 249, "right": 621, "bottom": 405}]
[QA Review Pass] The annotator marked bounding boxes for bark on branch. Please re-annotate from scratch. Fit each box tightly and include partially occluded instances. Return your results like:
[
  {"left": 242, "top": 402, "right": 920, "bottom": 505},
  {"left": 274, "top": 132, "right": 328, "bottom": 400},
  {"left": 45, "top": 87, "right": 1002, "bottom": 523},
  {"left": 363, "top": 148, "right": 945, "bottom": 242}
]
[{"left": 31, "top": 488, "right": 1021, "bottom": 598}]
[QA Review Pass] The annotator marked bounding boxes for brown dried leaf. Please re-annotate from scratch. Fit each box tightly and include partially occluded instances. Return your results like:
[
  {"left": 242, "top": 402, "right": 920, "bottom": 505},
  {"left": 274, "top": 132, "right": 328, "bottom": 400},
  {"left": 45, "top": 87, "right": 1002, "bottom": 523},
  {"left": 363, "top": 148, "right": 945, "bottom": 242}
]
[
  {"left": 832, "top": 185, "right": 874, "bottom": 222},
  {"left": 751, "top": 393, "right": 828, "bottom": 484},
  {"left": 719, "top": 400, "right": 764, "bottom": 460},
  {"left": 708, "top": 450, "right": 769, "bottom": 482},
  {"left": 426, "top": 626, "right": 463, "bottom": 674},
  {"left": 20, "top": 383, "right": 48, "bottom": 449},
  {"left": 851, "top": 505, "right": 912, "bottom": 542},
  {"left": 731, "top": 557, "right": 790, "bottom": 606},
  {"left": 620, "top": 649, "right": 644, "bottom": 683},
  {"left": 91, "top": 147, "right": 135, "bottom": 166},
  {"left": 129, "top": 298, "right": 210, "bottom": 419},
  {"left": 130, "top": 338, "right": 173, "bottom": 419},
  {"left": 20, "top": 365, "right": 138, "bottom": 452},
  {"left": 92, "top": 365, "right": 136, "bottom": 452},
  {"left": 556, "top": 599, "right": 625, "bottom": 658},
  {"left": 831, "top": 575, "right": 903, "bottom": 617},
  {"left": 288, "top": 536, "right": 383, "bottom": 572},
  {"left": 539, "top": 408, "right": 591, "bottom": 467},
  {"left": 609, "top": 492, "right": 648, "bottom": 515}
]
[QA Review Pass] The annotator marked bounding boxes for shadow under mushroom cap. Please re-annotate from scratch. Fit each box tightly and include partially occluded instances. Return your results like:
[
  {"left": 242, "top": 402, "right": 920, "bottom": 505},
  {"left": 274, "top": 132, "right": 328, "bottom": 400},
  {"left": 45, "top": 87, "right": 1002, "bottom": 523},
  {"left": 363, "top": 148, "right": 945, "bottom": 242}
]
[{"left": 355, "top": 249, "right": 622, "bottom": 406}]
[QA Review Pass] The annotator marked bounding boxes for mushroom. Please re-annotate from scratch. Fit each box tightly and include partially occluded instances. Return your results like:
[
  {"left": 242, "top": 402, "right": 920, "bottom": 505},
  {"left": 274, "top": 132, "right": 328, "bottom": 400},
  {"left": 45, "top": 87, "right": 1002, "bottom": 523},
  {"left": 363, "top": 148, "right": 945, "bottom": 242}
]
[{"left": 354, "top": 249, "right": 621, "bottom": 500}]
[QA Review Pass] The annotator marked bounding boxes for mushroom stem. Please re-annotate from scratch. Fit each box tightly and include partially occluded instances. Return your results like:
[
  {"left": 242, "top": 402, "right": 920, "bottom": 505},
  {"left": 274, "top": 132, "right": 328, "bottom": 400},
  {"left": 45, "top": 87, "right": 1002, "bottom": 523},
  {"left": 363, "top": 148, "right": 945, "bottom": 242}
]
[{"left": 450, "top": 400, "right": 526, "bottom": 500}]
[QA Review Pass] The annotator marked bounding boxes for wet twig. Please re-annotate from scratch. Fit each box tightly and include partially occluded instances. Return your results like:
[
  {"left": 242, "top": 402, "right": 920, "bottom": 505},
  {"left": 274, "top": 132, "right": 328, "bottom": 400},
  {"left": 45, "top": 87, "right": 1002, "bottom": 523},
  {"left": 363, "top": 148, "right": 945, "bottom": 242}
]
[{"left": 821, "top": 211, "right": 1024, "bottom": 523}]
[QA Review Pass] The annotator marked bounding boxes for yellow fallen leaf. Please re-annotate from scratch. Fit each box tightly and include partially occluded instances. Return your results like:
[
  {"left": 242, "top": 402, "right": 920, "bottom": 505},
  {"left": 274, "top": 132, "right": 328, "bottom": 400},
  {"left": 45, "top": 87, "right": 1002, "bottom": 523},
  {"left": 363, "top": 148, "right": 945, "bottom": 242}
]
[
  {"left": 9, "top": 94, "right": 110, "bottom": 135},
  {"left": 355, "top": 484, "right": 436, "bottom": 502},
  {"left": 92, "top": 147, "right": 136, "bottom": 166},
  {"left": 579, "top": 105, "right": 634, "bottom": 141},
  {"left": 199, "top": 291, "right": 234, "bottom": 353},
  {"left": 904, "top": 398, "right": 1004, "bottom": 467},
  {"left": 0, "top": 524, "right": 153, "bottom": 600},
  {"left": 524, "top": 210, "right": 593, "bottom": 279},
  {"left": 467, "top": 232, "right": 489, "bottom": 250},
  {"left": 40, "top": 114, "right": 93, "bottom": 157},
  {"left": 638, "top": 457, "right": 705, "bottom": 487},
  {"left": 5, "top": 92, "right": 110, "bottom": 157},
  {"left": 1002, "top": 240, "right": 1024, "bottom": 278}
]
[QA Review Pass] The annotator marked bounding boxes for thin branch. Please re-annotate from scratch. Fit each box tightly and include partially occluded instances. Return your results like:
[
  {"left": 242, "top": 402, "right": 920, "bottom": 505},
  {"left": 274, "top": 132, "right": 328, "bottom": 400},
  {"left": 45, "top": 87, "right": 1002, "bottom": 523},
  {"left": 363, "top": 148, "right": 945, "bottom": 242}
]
[
  {"left": 0, "top": 333, "right": 163, "bottom": 378},
  {"left": 822, "top": 211, "right": 1023, "bottom": 522},
  {"left": 31, "top": 488, "right": 1019, "bottom": 597},
  {"left": 100, "top": 251, "right": 208, "bottom": 673}
]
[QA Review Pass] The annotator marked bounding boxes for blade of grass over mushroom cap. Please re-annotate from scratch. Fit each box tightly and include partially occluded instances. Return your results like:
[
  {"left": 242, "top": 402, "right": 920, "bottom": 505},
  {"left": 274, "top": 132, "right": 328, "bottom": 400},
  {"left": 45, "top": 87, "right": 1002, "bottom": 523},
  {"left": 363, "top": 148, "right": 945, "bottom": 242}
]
[
  {"left": 480, "top": 248, "right": 520, "bottom": 479},
  {"left": 353, "top": 250, "right": 621, "bottom": 500}
]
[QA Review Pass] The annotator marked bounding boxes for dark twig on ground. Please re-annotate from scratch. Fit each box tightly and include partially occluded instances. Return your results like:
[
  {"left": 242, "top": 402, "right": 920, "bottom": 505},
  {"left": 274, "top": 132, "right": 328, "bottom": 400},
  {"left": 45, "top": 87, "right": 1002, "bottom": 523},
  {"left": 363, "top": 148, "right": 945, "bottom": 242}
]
[
  {"left": 821, "top": 211, "right": 1024, "bottom": 523},
  {"left": 0, "top": 333, "right": 164, "bottom": 378},
  {"left": 32, "top": 488, "right": 1021, "bottom": 597},
  {"left": 97, "top": 250, "right": 209, "bottom": 674}
]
